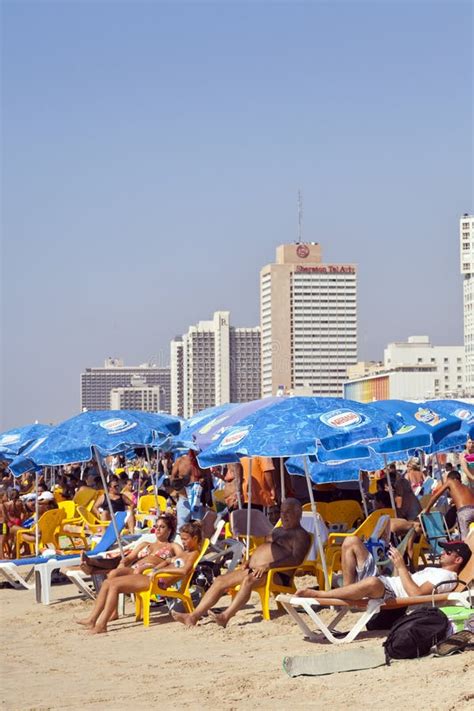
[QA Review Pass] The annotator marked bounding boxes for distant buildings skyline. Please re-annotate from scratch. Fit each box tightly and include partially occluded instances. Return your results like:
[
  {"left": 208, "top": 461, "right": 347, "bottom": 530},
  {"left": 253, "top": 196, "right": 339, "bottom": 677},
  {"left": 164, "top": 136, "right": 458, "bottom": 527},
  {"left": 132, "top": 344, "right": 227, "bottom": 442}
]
[{"left": 79, "top": 214, "right": 469, "bottom": 415}]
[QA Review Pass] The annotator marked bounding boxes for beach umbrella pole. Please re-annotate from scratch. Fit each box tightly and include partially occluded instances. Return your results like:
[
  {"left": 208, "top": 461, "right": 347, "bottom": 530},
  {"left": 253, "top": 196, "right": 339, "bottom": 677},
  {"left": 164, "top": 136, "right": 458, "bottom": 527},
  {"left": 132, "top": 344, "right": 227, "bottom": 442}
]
[
  {"left": 93, "top": 446, "right": 125, "bottom": 559},
  {"left": 383, "top": 455, "right": 397, "bottom": 511},
  {"left": 358, "top": 473, "right": 369, "bottom": 519},
  {"left": 35, "top": 471, "right": 39, "bottom": 557},
  {"left": 279, "top": 458, "right": 286, "bottom": 503},
  {"left": 245, "top": 459, "right": 252, "bottom": 560},
  {"left": 145, "top": 447, "right": 161, "bottom": 516},
  {"left": 303, "top": 456, "right": 329, "bottom": 590}
]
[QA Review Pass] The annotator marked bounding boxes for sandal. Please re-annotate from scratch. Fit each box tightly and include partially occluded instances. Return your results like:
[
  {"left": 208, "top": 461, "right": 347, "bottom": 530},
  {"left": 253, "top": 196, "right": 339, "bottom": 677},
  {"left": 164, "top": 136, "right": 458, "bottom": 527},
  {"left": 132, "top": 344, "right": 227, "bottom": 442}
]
[{"left": 435, "top": 630, "right": 473, "bottom": 656}]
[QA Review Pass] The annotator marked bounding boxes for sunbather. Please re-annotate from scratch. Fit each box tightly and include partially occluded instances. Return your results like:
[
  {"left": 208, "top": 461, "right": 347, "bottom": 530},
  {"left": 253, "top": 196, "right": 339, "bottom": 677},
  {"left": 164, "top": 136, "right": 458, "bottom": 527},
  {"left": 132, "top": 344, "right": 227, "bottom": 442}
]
[
  {"left": 296, "top": 537, "right": 471, "bottom": 602},
  {"left": 75, "top": 521, "right": 203, "bottom": 634},
  {"left": 172, "top": 498, "right": 311, "bottom": 628},
  {"left": 423, "top": 471, "right": 474, "bottom": 540}
]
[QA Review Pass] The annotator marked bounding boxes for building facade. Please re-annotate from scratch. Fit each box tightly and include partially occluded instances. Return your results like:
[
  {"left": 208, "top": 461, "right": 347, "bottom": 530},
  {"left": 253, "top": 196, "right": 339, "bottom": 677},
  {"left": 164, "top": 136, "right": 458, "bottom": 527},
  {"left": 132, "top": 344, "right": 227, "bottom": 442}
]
[
  {"left": 81, "top": 359, "right": 171, "bottom": 412},
  {"left": 344, "top": 335, "right": 464, "bottom": 402},
  {"left": 461, "top": 213, "right": 474, "bottom": 394},
  {"left": 110, "top": 382, "right": 164, "bottom": 412},
  {"left": 170, "top": 311, "right": 261, "bottom": 417},
  {"left": 260, "top": 243, "right": 357, "bottom": 397}
]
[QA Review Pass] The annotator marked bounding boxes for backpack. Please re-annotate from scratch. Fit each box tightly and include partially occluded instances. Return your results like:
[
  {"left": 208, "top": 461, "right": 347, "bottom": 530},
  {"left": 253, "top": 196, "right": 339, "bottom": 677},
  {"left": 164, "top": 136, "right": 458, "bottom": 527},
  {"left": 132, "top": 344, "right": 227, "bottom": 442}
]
[{"left": 383, "top": 607, "right": 450, "bottom": 660}]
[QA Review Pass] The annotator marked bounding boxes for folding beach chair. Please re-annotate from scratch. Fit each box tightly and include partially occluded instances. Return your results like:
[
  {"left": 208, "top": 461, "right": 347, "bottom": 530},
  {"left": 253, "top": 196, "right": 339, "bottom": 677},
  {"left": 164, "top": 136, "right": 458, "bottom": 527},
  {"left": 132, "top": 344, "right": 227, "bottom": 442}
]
[
  {"left": 276, "top": 539, "right": 474, "bottom": 645},
  {"left": 419, "top": 511, "right": 451, "bottom": 561}
]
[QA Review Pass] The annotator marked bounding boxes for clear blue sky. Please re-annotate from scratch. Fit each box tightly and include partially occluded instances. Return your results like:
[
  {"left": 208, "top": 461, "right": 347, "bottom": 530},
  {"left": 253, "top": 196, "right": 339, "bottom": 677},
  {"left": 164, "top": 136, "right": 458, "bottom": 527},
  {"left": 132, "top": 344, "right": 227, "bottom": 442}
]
[{"left": 1, "top": 0, "right": 472, "bottom": 429}]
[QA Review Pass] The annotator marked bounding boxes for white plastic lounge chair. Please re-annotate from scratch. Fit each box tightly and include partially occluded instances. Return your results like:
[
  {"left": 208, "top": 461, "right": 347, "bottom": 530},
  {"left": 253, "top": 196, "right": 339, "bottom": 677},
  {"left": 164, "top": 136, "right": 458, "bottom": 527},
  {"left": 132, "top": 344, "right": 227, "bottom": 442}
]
[{"left": 35, "top": 511, "right": 128, "bottom": 604}]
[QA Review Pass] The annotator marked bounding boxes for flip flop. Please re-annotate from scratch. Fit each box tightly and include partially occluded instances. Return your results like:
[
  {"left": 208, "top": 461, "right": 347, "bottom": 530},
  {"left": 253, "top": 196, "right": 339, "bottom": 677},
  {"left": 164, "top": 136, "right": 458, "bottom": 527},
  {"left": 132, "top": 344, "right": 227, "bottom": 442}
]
[{"left": 435, "top": 630, "right": 473, "bottom": 656}]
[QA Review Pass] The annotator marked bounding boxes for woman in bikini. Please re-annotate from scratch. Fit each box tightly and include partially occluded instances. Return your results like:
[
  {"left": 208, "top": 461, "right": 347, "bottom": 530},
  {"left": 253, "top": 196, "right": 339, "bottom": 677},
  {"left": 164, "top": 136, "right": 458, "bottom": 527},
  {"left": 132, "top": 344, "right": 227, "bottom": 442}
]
[{"left": 76, "top": 521, "right": 203, "bottom": 634}]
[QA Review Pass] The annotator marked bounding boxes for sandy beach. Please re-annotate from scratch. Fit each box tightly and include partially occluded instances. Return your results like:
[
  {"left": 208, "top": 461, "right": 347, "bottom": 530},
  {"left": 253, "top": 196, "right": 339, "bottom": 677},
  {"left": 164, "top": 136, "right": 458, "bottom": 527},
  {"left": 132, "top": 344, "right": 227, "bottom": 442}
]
[{"left": 2, "top": 575, "right": 473, "bottom": 711}]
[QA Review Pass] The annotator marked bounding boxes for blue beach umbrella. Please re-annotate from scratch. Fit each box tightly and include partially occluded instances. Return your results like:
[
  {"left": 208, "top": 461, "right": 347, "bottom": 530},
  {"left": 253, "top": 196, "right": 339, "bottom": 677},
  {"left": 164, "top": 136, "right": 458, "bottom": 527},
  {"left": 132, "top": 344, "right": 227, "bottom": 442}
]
[
  {"left": 172, "top": 403, "right": 240, "bottom": 451},
  {"left": 0, "top": 424, "right": 53, "bottom": 461},
  {"left": 196, "top": 396, "right": 402, "bottom": 468},
  {"left": 8, "top": 410, "right": 181, "bottom": 557},
  {"left": 9, "top": 410, "right": 181, "bottom": 476},
  {"left": 370, "top": 400, "right": 463, "bottom": 454},
  {"left": 285, "top": 452, "right": 387, "bottom": 483},
  {"left": 422, "top": 400, "right": 474, "bottom": 454}
]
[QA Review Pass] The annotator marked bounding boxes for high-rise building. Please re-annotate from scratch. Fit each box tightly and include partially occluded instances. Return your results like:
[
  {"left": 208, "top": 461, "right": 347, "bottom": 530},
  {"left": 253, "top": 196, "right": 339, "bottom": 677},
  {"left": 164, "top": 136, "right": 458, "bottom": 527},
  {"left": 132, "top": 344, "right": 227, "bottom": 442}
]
[
  {"left": 260, "top": 243, "right": 357, "bottom": 397},
  {"left": 461, "top": 213, "right": 474, "bottom": 394},
  {"left": 170, "top": 311, "right": 261, "bottom": 417},
  {"left": 110, "top": 376, "right": 165, "bottom": 412},
  {"left": 81, "top": 359, "right": 171, "bottom": 412}
]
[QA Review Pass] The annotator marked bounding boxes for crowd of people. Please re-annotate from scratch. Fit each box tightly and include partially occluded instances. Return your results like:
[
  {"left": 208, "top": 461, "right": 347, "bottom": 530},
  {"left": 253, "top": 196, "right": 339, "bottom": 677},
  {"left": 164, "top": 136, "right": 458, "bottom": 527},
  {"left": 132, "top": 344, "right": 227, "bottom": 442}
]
[{"left": 0, "top": 440, "right": 473, "bottom": 635}]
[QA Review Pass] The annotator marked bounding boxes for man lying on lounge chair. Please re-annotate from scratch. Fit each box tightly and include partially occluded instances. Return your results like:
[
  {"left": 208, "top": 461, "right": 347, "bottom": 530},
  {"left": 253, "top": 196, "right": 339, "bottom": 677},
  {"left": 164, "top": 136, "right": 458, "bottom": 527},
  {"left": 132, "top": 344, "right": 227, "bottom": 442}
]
[
  {"left": 172, "top": 498, "right": 310, "bottom": 627},
  {"left": 296, "top": 536, "right": 470, "bottom": 602}
]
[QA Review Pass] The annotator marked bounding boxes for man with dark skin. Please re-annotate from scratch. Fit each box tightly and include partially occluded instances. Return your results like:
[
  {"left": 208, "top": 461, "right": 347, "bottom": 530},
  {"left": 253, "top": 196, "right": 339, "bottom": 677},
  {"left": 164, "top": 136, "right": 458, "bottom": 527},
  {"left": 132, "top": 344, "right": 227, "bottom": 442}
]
[
  {"left": 424, "top": 470, "right": 474, "bottom": 540},
  {"left": 172, "top": 498, "right": 311, "bottom": 627}
]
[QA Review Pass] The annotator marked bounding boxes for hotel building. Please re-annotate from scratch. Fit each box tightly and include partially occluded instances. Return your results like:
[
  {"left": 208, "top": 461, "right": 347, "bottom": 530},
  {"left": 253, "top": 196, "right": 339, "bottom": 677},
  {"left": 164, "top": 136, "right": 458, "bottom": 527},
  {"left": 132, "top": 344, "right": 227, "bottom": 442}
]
[
  {"left": 260, "top": 243, "right": 357, "bottom": 397},
  {"left": 170, "top": 311, "right": 261, "bottom": 417},
  {"left": 81, "top": 359, "right": 171, "bottom": 412},
  {"left": 461, "top": 213, "right": 474, "bottom": 394}
]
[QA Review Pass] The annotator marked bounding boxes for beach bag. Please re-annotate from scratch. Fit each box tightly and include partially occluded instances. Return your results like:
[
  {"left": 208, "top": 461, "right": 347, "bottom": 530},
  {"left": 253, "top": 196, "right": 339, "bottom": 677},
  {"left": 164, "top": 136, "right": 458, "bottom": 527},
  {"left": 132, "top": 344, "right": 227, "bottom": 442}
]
[{"left": 383, "top": 607, "right": 449, "bottom": 660}]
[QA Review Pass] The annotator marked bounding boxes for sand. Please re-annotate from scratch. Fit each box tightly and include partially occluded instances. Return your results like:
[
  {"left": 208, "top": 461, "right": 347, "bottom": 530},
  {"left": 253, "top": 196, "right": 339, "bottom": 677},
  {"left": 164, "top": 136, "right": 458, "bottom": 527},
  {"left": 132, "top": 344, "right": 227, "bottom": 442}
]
[{"left": 2, "top": 576, "right": 473, "bottom": 711}]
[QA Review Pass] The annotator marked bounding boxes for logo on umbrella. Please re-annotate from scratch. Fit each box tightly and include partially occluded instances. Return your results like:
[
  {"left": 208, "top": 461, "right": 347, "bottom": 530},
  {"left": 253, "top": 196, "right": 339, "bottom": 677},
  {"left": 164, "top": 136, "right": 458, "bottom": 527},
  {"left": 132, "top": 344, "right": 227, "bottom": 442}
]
[
  {"left": 454, "top": 408, "right": 473, "bottom": 421},
  {"left": 395, "top": 424, "right": 416, "bottom": 435},
  {"left": 319, "top": 410, "right": 367, "bottom": 429},
  {"left": 414, "top": 408, "right": 444, "bottom": 427},
  {"left": 0, "top": 434, "right": 21, "bottom": 446},
  {"left": 217, "top": 426, "right": 251, "bottom": 449},
  {"left": 98, "top": 418, "right": 138, "bottom": 434}
]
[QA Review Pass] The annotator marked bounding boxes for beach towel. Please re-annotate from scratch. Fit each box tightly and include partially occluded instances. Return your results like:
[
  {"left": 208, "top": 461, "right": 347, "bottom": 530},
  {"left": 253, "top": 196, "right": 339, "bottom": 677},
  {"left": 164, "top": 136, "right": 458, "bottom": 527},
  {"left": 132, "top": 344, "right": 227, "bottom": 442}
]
[{"left": 282, "top": 647, "right": 387, "bottom": 677}]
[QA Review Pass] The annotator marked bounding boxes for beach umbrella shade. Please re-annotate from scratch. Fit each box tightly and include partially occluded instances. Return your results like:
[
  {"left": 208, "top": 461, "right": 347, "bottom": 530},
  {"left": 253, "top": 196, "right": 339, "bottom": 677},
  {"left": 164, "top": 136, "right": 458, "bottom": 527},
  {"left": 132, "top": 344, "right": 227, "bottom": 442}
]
[
  {"left": 0, "top": 424, "right": 54, "bottom": 461},
  {"left": 171, "top": 403, "right": 240, "bottom": 451},
  {"left": 421, "top": 400, "right": 474, "bottom": 454},
  {"left": 196, "top": 396, "right": 403, "bottom": 467},
  {"left": 195, "top": 396, "right": 404, "bottom": 589},
  {"left": 9, "top": 410, "right": 181, "bottom": 475},
  {"left": 8, "top": 410, "right": 182, "bottom": 557}
]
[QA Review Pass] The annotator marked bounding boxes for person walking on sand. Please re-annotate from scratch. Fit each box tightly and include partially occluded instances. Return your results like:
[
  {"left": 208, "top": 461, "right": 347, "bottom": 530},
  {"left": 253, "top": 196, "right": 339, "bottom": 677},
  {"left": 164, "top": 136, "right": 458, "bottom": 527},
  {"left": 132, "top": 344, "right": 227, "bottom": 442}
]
[{"left": 423, "top": 471, "right": 474, "bottom": 540}]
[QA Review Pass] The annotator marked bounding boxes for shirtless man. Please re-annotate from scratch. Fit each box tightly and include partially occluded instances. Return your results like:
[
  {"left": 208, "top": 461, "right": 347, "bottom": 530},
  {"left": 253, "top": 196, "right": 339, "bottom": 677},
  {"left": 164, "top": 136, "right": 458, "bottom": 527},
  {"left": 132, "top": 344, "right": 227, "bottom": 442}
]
[
  {"left": 172, "top": 498, "right": 311, "bottom": 627},
  {"left": 424, "top": 470, "right": 474, "bottom": 540},
  {"left": 170, "top": 451, "right": 213, "bottom": 526},
  {"left": 296, "top": 536, "right": 470, "bottom": 602},
  {"left": 459, "top": 438, "right": 474, "bottom": 488}
]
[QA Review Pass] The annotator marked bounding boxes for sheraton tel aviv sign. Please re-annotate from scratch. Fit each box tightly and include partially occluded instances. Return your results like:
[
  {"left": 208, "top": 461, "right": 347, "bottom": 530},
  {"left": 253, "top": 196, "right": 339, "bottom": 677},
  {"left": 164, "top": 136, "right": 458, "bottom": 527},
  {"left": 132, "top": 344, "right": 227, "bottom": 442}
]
[{"left": 295, "top": 265, "right": 356, "bottom": 274}]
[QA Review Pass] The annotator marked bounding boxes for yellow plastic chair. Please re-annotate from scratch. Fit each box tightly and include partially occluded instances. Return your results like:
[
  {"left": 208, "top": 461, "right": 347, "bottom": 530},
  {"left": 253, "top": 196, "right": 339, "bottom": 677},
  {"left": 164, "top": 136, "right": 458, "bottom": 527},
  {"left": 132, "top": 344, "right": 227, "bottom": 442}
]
[
  {"left": 302, "top": 502, "right": 330, "bottom": 522},
  {"left": 136, "top": 494, "right": 167, "bottom": 527},
  {"left": 135, "top": 539, "right": 210, "bottom": 627},
  {"left": 212, "top": 488, "right": 228, "bottom": 513},
  {"left": 327, "top": 508, "right": 395, "bottom": 546},
  {"left": 58, "top": 500, "right": 77, "bottom": 520},
  {"left": 76, "top": 505, "right": 110, "bottom": 535},
  {"left": 16, "top": 508, "right": 66, "bottom": 557},
  {"left": 326, "top": 500, "right": 364, "bottom": 530},
  {"left": 73, "top": 487, "right": 99, "bottom": 510}
]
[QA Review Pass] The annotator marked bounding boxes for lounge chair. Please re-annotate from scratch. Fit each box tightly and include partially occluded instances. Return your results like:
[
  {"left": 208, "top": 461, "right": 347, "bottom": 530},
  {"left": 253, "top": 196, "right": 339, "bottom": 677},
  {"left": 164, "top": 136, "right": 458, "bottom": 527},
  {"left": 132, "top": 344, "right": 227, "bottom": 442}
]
[
  {"left": 34, "top": 511, "right": 128, "bottom": 605},
  {"left": 135, "top": 539, "right": 210, "bottom": 627},
  {"left": 276, "top": 540, "right": 474, "bottom": 645}
]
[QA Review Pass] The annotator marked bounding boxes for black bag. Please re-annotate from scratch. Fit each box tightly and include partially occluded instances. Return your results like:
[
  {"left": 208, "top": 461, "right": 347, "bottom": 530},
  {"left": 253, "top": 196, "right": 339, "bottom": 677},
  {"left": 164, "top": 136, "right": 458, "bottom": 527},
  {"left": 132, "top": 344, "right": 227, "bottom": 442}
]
[
  {"left": 366, "top": 606, "right": 407, "bottom": 631},
  {"left": 383, "top": 607, "right": 450, "bottom": 660}
]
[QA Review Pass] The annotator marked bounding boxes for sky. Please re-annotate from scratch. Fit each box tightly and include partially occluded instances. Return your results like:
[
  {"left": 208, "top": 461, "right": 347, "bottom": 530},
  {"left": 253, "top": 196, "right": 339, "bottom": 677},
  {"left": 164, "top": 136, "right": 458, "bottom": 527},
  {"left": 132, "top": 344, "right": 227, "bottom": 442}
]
[{"left": 1, "top": 0, "right": 473, "bottom": 429}]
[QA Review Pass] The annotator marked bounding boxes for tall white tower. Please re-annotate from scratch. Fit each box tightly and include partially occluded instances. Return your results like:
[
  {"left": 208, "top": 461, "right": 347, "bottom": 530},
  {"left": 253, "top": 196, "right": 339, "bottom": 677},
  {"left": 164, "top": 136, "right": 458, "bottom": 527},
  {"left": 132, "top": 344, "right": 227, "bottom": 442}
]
[{"left": 461, "top": 213, "right": 474, "bottom": 394}]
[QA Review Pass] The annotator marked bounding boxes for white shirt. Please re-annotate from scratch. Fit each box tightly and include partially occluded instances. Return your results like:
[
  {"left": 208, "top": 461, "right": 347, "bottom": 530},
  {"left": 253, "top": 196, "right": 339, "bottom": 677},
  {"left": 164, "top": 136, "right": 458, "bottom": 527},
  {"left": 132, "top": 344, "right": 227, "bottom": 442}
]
[{"left": 381, "top": 567, "right": 457, "bottom": 599}]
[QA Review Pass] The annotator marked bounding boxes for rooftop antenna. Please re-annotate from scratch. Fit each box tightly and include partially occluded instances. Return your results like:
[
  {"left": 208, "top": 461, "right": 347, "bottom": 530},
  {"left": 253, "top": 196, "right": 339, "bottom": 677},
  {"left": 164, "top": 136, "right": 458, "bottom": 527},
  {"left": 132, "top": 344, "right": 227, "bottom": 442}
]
[{"left": 297, "top": 189, "right": 303, "bottom": 243}]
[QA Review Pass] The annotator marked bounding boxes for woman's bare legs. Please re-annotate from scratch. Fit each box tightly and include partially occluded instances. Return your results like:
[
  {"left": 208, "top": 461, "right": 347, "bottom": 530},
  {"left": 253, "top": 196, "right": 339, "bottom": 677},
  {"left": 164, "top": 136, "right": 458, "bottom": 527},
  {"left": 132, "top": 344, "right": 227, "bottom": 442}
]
[{"left": 89, "top": 574, "right": 150, "bottom": 634}]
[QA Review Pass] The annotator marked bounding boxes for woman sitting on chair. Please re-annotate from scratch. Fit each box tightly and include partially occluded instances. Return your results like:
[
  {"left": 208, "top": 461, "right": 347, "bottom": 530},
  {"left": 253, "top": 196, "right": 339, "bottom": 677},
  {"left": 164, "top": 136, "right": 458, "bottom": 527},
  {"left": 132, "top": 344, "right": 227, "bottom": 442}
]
[{"left": 76, "top": 521, "right": 203, "bottom": 634}]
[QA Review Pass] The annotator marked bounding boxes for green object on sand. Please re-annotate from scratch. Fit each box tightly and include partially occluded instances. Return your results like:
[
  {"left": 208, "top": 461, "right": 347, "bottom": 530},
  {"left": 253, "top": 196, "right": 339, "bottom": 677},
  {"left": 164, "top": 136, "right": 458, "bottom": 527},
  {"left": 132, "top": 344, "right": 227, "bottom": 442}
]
[{"left": 440, "top": 606, "right": 473, "bottom": 632}]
